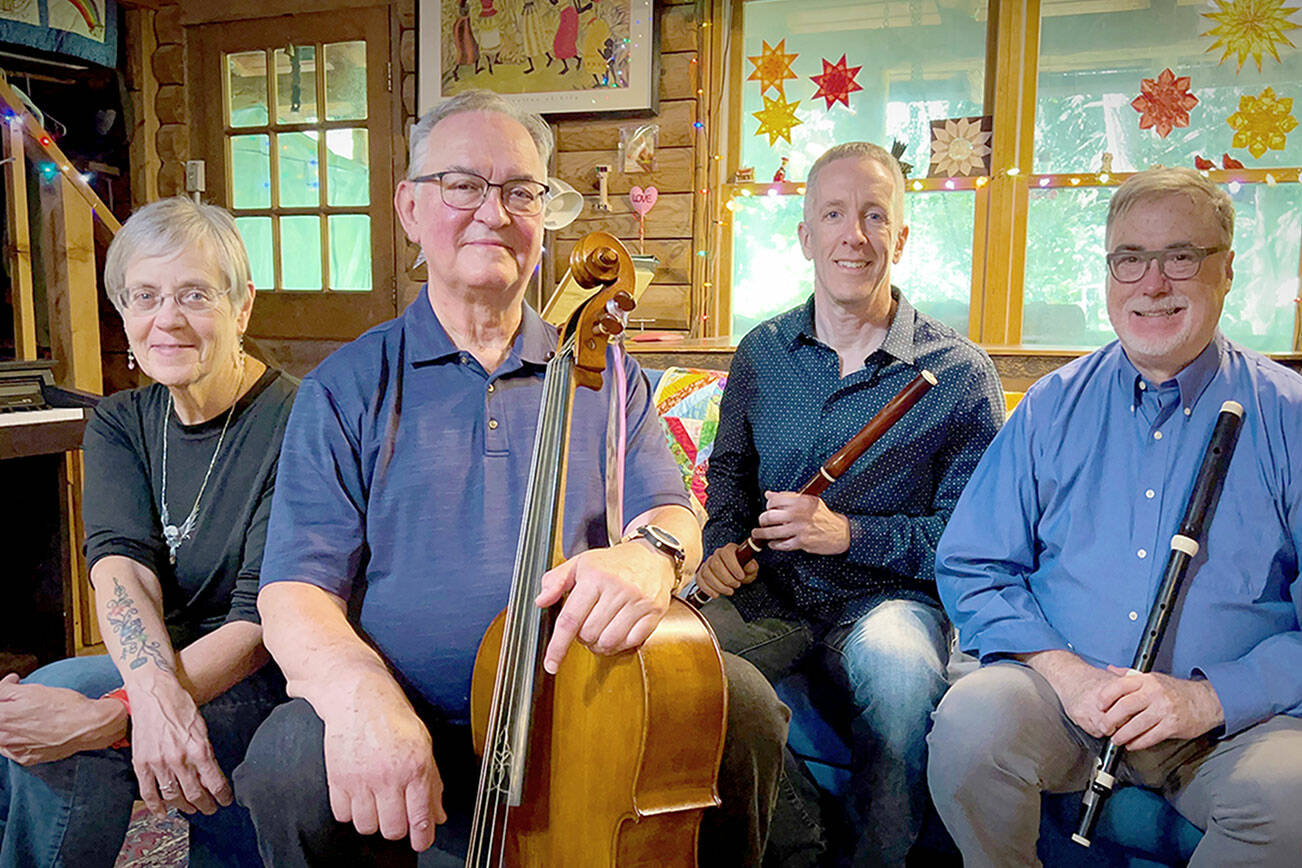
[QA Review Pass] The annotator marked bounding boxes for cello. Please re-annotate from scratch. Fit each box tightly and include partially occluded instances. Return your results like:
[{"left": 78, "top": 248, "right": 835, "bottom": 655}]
[{"left": 467, "top": 232, "right": 728, "bottom": 867}]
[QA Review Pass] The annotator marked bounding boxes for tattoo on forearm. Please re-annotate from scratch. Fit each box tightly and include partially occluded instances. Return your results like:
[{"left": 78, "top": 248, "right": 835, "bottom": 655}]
[{"left": 106, "top": 577, "right": 172, "bottom": 672}]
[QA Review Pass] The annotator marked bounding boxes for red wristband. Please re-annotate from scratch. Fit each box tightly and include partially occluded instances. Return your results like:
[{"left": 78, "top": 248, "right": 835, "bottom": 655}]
[{"left": 102, "top": 687, "right": 131, "bottom": 749}]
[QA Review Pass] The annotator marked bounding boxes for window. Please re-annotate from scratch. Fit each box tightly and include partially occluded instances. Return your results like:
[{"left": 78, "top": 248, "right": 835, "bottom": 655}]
[
  {"left": 721, "top": 0, "right": 1302, "bottom": 352},
  {"left": 727, "top": 0, "right": 987, "bottom": 337},
  {"left": 188, "top": 9, "right": 397, "bottom": 340}
]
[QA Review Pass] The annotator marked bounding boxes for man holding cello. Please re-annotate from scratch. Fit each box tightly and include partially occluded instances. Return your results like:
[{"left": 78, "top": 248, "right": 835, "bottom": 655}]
[
  {"left": 693, "top": 141, "right": 1003, "bottom": 866},
  {"left": 233, "top": 90, "right": 789, "bottom": 866},
  {"left": 929, "top": 167, "right": 1302, "bottom": 866}
]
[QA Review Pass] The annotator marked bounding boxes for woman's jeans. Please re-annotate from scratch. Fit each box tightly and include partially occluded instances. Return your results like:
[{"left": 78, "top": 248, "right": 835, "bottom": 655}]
[{"left": 0, "top": 654, "right": 284, "bottom": 868}]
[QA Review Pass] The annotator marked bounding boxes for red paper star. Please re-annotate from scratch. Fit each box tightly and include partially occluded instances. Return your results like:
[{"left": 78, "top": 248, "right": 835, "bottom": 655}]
[
  {"left": 810, "top": 55, "right": 863, "bottom": 110},
  {"left": 746, "top": 40, "right": 800, "bottom": 96},
  {"left": 1131, "top": 68, "right": 1199, "bottom": 138}
]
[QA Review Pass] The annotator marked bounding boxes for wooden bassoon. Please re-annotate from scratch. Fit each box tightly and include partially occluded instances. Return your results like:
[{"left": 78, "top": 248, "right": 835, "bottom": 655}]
[{"left": 467, "top": 232, "right": 728, "bottom": 867}]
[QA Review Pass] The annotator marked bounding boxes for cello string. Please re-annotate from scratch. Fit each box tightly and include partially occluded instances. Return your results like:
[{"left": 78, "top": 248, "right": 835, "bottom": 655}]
[{"left": 470, "top": 340, "right": 576, "bottom": 865}]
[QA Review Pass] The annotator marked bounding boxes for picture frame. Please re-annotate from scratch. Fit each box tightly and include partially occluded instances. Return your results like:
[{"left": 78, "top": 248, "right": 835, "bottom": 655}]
[{"left": 417, "top": 0, "right": 659, "bottom": 118}]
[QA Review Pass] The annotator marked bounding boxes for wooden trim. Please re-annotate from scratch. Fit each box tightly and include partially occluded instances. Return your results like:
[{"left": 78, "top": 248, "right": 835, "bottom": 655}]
[
  {"left": 4, "top": 119, "right": 36, "bottom": 360},
  {"left": 65, "top": 450, "right": 102, "bottom": 653},
  {"left": 1296, "top": 230, "right": 1302, "bottom": 352},
  {"left": 975, "top": 0, "right": 1039, "bottom": 345},
  {"left": 180, "top": 0, "right": 393, "bottom": 26},
  {"left": 38, "top": 177, "right": 103, "bottom": 394}
]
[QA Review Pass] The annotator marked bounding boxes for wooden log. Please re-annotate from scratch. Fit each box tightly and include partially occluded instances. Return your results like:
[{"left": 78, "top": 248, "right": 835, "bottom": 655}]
[
  {"left": 660, "top": 52, "right": 698, "bottom": 102},
  {"left": 556, "top": 191, "right": 693, "bottom": 240},
  {"left": 152, "top": 42, "right": 185, "bottom": 85},
  {"left": 556, "top": 147, "right": 694, "bottom": 195},
  {"left": 155, "top": 83, "right": 186, "bottom": 125},
  {"left": 661, "top": 4, "right": 700, "bottom": 54},
  {"left": 635, "top": 283, "right": 690, "bottom": 329},
  {"left": 154, "top": 3, "right": 182, "bottom": 44},
  {"left": 4, "top": 119, "right": 36, "bottom": 360},
  {"left": 38, "top": 176, "right": 103, "bottom": 394},
  {"left": 556, "top": 100, "right": 695, "bottom": 151}
]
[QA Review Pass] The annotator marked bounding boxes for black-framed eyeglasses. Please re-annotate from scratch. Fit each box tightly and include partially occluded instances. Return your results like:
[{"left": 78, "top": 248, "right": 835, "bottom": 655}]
[
  {"left": 1105, "top": 245, "right": 1227, "bottom": 283},
  {"left": 409, "top": 171, "right": 551, "bottom": 217}
]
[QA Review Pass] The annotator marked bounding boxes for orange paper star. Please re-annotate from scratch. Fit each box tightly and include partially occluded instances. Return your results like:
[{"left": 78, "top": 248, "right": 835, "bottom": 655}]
[
  {"left": 746, "top": 39, "right": 799, "bottom": 96},
  {"left": 1131, "top": 68, "right": 1199, "bottom": 138},
  {"left": 1202, "top": 0, "right": 1299, "bottom": 73},
  {"left": 752, "top": 93, "right": 802, "bottom": 146},
  {"left": 1227, "top": 86, "right": 1298, "bottom": 158},
  {"left": 810, "top": 55, "right": 863, "bottom": 109}
]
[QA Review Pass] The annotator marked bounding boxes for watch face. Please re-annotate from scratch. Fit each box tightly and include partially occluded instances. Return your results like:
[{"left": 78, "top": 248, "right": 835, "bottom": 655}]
[{"left": 640, "top": 525, "right": 684, "bottom": 561}]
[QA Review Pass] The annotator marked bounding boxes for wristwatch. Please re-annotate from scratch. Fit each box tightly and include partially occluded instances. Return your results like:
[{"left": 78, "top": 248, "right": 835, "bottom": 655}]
[{"left": 632, "top": 524, "right": 687, "bottom": 588}]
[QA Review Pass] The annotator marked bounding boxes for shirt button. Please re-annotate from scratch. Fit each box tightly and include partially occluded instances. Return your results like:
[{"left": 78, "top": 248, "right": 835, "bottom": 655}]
[
  {"left": 487, "top": 383, "right": 496, "bottom": 393},
  {"left": 1153, "top": 431, "right": 1163, "bottom": 440},
  {"left": 1129, "top": 611, "right": 1139, "bottom": 621},
  {"left": 488, "top": 418, "right": 499, "bottom": 430},
  {"left": 460, "top": 354, "right": 470, "bottom": 364},
  {"left": 1137, "top": 548, "right": 1147, "bottom": 559},
  {"left": 1145, "top": 489, "right": 1155, "bottom": 499},
  {"left": 1139, "top": 381, "right": 1148, "bottom": 390},
  {"left": 1184, "top": 407, "right": 1192, "bottom": 416}
]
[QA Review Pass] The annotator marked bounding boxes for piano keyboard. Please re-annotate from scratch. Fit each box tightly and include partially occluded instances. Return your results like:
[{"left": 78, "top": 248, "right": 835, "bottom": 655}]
[{"left": 0, "top": 407, "right": 88, "bottom": 427}]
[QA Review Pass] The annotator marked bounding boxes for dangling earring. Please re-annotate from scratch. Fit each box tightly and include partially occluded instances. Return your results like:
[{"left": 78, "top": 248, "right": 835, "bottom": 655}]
[
  {"left": 237, "top": 333, "right": 245, "bottom": 365},
  {"left": 127, "top": 347, "right": 136, "bottom": 370}
]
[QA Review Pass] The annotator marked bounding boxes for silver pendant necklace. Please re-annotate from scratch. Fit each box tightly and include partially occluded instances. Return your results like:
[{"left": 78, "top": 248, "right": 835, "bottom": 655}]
[{"left": 159, "top": 374, "right": 240, "bottom": 565}]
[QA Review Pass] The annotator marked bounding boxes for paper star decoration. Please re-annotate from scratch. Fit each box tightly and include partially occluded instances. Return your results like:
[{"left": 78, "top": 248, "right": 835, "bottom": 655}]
[
  {"left": 1202, "top": 0, "right": 1299, "bottom": 73},
  {"left": 929, "top": 117, "right": 992, "bottom": 177},
  {"left": 752, "top": 93, "right": 802, "bottom": 146},
  {"left": 1131, "top": 68, "right": 1199, "bottom": 138},
  {"left": 746, "top": 40, "right": 799, "bottom": 96},
  {"left": 1226, "top": 86, "right": 1298, "bottom": 158},
  {"left": 810, "top": 55, "right": 863, "bottom": 109}
]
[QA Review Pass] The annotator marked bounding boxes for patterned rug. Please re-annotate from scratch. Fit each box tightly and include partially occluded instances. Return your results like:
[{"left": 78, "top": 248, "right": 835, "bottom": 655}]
[{"left": 115, "top": 802, "right": 187, "bottom": 868}]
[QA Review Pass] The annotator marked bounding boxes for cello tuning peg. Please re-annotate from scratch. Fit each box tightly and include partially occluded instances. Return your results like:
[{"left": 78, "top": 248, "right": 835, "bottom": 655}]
[
  {"left": 595, "top": 314, "right": 625, "bottom": 337},
  {"left": 612, "top": 291, "right": 635, "bottom": 312}
]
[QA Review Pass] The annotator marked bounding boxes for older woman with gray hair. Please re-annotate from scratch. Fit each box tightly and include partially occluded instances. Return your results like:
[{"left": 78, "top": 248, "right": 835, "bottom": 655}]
[{"left": 0, "top": 196, "right": 296, "bottom": 866}]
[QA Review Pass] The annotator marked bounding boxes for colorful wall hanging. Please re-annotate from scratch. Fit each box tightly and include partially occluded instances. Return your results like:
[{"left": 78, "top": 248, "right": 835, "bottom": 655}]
[
  {"left": 418, "top": 0, "right": 658, "bottom": 116},
  {"left": 0, "top": 0, "right": 117, "bottom": 67},
  {"left": 927, "top": 116, "right": 992, "bottom": 177},
  {"left": 1131, "top": 68, "right": 1199, "bottom": 138},
  {"left": 746, "top": 39, "right": 799, "bottom": 96},
  {"left": 809, "top": 55, "right": 862, "bottom": 110},
  {"left": 1226, "top": 85, "right": 1297, "bottom": 157},
  {"left": 752, "top": 93, "right": 802, "bottom": 146},
  {"left": 1201, "top": 0, "right": 1299, "bottom": 72}
]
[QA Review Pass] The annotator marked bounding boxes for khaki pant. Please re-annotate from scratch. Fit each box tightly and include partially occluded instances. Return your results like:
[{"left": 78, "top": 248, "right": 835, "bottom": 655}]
[{"left": 926, "top": 661, "right": 1302, "bottom": 868}]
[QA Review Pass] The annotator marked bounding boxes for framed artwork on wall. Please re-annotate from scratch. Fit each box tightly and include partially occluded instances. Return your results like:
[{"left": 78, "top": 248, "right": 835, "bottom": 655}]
[{"left": 417, "top": 0, "right": 658, "bottom": 117}]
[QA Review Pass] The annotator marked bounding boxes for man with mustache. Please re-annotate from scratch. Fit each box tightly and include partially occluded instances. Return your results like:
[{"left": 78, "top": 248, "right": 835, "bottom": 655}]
[{"left": 929, "top": 167, "right": 1302, "bottom": 866}]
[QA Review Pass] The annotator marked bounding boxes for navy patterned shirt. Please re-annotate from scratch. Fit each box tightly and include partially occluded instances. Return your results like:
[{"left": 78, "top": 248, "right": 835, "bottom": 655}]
[{"left": 703, "top": 288, "right": 1004, "bottom": 629}]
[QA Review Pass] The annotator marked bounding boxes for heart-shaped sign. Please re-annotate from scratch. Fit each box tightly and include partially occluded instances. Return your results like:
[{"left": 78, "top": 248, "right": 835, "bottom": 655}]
[{"left": 629, "top": 185, "right": 659, "bottom": 217}]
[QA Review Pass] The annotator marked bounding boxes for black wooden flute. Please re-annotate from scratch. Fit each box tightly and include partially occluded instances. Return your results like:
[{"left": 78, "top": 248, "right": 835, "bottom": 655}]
[{"left": 1073, "top": 399, "right": 1245, "bottom": 847}]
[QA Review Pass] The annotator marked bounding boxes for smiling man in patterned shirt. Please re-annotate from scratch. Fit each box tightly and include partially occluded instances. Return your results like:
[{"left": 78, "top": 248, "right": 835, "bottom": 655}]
[{"left": 693, "top": 141, "right": 1003, "bottom": 866}]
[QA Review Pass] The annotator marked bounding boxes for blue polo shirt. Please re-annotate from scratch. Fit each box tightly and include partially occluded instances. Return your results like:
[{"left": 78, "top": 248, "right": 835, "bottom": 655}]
[{"left": 260, "top": 293, "right": 689, "bottom": 722}]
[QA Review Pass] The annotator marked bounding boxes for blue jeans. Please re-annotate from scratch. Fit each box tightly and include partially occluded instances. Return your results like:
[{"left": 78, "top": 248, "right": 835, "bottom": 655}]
[
  {"left": 0, "top": 655, "right": 284, "bottom": 868},
  {"left": 823, "top": 599, "right": 949, "bottom": 868},
  {"left": 703, "top": 596, "right": 950, "bottom": 868}
]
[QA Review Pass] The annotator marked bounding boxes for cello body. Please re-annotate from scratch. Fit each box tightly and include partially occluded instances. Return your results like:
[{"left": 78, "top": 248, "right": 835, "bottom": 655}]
[
  {"left": 464, "top": 232, "right": 728, "bottom": 867},
  {"left": 470, "top": 598, "right": 727, "bottom": 866}
]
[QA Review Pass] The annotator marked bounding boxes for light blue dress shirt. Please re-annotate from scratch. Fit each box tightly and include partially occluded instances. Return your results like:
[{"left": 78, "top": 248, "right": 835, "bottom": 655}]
[{"left": 936, "top": 334, "right": 1302, "bottom": 735}]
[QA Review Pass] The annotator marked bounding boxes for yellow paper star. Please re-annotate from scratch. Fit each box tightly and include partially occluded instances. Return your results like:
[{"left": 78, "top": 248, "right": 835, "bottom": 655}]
[
  {"left": 752, "top": 93, "right": 802, "bottom": 146},
  {"left": 746, "top": 40, "right": 799, "bottom": 96},
  {"left": 1202, "top": 0, "right": 1300, "bottom": 72},
  {"left": 1226, "top": 86, "right": 1298, "bottom": 158}
]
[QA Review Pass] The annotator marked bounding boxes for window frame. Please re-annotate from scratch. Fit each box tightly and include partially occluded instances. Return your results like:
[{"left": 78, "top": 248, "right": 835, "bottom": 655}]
[
  {"left": 712, "top": 0, "right": 1302, "bottom": 353},
  {"left": 187, "top": 7, "right": 398, "bottom": 341}
]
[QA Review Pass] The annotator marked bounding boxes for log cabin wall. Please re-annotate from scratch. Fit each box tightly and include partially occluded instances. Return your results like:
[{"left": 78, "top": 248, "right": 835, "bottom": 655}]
[{"left": 121, "top": 0, "right": 709, "bottom": 376}]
